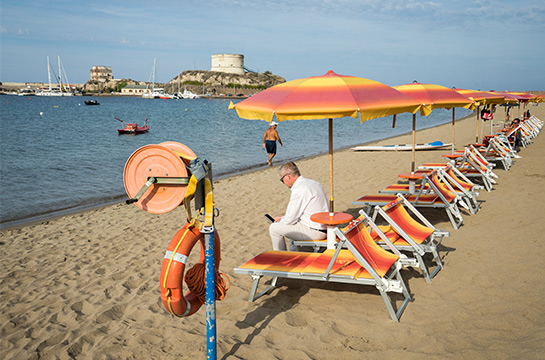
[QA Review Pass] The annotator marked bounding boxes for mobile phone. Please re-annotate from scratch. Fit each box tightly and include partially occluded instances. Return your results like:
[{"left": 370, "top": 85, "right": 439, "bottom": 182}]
[{"left": 264, "top": 214, "right": 275, "bottom": 222}]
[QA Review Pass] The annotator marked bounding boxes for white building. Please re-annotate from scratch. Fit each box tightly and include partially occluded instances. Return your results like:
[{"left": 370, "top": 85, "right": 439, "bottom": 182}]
[
  {"left": 121, "top": 84, "right": 150, "bottom": 95},
  {"left": 90, "top": 66, "right": 113, "bottom": 82},
  {"left": 211, "top": 54, "right": 244, "bottom": 75}
]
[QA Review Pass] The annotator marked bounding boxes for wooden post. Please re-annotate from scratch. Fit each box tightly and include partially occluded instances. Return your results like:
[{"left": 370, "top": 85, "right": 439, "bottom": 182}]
[
  {"left": 475, "top": 105, "right": 480, "bottom": 143},
  {"left": 328, "top": 118, "right": 334, "bottom": 212},
  {"left": 411, "top": 114, "right": 416, "bottom": 172},
  {"left": 452, "top": 108, "right": 456, "bottom": 154}
]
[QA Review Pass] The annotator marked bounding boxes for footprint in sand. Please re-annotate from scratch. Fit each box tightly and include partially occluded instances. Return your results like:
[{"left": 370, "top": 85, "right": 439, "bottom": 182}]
[
  {"left": 283, "top": 311, "right": 308, "bottom": 327},
  {"left": 95, "top": 305, "right": 126, "bottom": 324}
]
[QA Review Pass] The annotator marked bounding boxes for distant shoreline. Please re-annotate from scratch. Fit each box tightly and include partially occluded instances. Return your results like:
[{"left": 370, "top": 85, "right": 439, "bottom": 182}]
[{"left": 0, "top": 92, "right": 248, "bottom": 99}]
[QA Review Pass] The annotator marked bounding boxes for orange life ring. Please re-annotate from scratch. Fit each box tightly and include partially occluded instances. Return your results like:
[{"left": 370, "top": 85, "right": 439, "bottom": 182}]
[{"left": 160, "top": 222, "right": 221, "bottom": 317}]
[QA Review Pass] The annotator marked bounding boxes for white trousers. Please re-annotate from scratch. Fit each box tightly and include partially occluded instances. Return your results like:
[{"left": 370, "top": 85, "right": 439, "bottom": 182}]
[{"left": 269, "top": 222, "right": 326, "bottom": 251}]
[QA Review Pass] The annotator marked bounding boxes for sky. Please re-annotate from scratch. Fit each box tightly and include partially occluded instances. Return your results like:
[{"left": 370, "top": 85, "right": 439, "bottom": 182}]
[{"left": 1, "top": 0, "right": 544, "bottom": 91}]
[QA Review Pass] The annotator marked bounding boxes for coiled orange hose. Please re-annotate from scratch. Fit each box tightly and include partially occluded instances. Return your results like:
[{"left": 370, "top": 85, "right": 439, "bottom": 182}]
[{"left": 185, "top": 263, "right": 230, "bottom": 303}]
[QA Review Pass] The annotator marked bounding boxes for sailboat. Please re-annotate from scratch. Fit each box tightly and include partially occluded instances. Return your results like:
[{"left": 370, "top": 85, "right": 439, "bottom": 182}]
[
  {"left": 57, "top": 56, "right": 74, "bottom": 96},
  {"left": 36, "top": 56, "right": 73, "bottom": 96},
  {"left": 143, "top": 58, "right": 159, "bottom": 99},
  {"left": 142, "top": 58, "right": 173, "bottom": 99}
]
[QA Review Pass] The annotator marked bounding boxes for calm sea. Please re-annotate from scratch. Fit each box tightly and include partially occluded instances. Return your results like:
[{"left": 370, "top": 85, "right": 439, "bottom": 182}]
[{"left": 0, "top": 95, "right": 471, "bottom": 227}]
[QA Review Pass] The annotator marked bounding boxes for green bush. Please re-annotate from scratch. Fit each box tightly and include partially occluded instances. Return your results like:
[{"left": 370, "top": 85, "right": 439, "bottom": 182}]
[{"left": 114, "top": 82, "right": 127, "bottom": 92}]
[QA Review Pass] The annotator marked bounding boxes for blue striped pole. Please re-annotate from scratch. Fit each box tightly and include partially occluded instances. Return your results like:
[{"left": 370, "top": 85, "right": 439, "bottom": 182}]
[{"left": 204, "top": 219, "right": 216, "bottom": 360}]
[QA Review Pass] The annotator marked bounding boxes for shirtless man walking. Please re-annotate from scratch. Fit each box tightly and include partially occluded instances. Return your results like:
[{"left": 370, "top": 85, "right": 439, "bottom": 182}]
[{"left": 263, "top": 121, "right": 283, "bottom": 166}]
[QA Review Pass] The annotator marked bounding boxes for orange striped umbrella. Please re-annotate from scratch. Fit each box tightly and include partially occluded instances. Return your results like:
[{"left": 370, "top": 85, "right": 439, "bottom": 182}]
[
  {"left": 393, "top": 82, "right": 475, "bottom": 167},
  {"left": 452, "top": 88, "right": 505, "bottom": 106},
  {"left": 452, "top": 89, "right": 505, "bottom": 143},
  {"left": 491, "top": 91, "right": 523, "bottom": 124},
  {"left": 229, "top": 70, "right": 422, "bottom": 211}
]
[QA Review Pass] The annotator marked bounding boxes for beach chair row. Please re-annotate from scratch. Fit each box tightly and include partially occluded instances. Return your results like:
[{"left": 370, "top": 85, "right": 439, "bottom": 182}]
[{"left": 233, "top": 116, "right": 541, "bottom": 322}]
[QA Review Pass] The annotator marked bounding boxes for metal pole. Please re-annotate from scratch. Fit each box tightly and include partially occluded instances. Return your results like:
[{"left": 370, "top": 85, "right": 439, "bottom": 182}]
[{"left": 204, "top": 221, "right": 216, "bottom": 360}]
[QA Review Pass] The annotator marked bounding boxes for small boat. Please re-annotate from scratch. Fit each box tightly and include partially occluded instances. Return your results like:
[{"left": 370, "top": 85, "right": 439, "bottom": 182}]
[
  {"left": 178, "top": 89, "right": 201, "bottom": 99},
  {"left": 115, "top": 117, "right": 149, "bottom": 135},
  {"left": 84, "top": 100, "right": 100, "bottom": 105},
  {"left": 352, "top": 141, "right": 452, "bottom": 151}
]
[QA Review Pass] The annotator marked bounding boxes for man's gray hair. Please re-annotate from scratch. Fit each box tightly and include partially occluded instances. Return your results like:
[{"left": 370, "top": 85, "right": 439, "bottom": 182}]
[{"left": 279, "top": 161, "right": 300, "bottom": 176}]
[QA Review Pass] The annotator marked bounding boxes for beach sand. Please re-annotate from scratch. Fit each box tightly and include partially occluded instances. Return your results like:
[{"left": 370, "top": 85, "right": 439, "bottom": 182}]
[{"left": 1, "top": 105, "right": 544, "bottom": 359}]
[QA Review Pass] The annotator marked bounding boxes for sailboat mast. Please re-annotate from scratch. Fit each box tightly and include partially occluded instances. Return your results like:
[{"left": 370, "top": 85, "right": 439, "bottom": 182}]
[
  {"left": 59, "top": 57, "right": 71, "bottom": 93},
  {"left": 57, "top": 56, "right": 63, "bottom": 92},
  {"left": 152, "top": 58, "right": 156, "bottom": 91},
  {"left": 47, "top": 56, "right": 52, "bottom": 91}
]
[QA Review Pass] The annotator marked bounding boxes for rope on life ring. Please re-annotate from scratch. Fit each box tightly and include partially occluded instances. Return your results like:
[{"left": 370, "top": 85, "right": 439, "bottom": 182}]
[{"left": 159, "top": 222, "right": 228, "bottom": 317}]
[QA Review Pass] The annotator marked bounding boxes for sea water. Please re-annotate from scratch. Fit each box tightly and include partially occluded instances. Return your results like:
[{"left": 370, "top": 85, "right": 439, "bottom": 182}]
[{"left": 0, "top": 95, "right": 471, "bottom": 227}]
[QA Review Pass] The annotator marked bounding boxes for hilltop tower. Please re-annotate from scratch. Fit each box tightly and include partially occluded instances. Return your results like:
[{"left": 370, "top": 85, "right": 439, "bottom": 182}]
[{"left": 211, "top": 54, "right": 244, "bottom": 75}]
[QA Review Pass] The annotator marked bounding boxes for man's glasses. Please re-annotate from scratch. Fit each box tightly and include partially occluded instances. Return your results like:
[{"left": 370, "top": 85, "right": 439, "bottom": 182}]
[{"left": 280, "top": 174, "right": 289, "bottom": 183}]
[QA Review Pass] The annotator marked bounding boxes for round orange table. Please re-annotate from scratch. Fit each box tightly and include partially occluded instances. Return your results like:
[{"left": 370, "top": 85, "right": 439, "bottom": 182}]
[
  {"left": 442, "top": 153, "right": 463, "bottom": 159},
  {"left": 398, "top": 171, "right": 432, "bottom": 194},
  {"left": 311, "top": 212, "right": 353, "bottom": 249}
]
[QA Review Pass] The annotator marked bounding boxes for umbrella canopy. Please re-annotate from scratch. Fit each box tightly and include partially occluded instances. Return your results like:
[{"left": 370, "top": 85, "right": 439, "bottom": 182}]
[
  {"left": 490, "top": 91, "right": 522, "bottom": 125},
  {"left": 452, "top": 89, "right": 505, "bottom": 142},
  {"left": 230, "top": 70, "right": 422, "bottom": 122},
  {"left": 230, "top": 70, "right": 422, "bottom": 211},
  {"left": 452, "top": 89, "right": 505, "bottom": 106},
  {"left": 394, "top": 82, "right": 475, "bottom": 116},
  {"left": 393, "top": 82, "right": 475, "bottom": 168},
  {"left": 493, "top": 91, "right": 522, "bottom": 104},
  {"left": 507, "top": 92, "right": 537, "bottom": 102}
]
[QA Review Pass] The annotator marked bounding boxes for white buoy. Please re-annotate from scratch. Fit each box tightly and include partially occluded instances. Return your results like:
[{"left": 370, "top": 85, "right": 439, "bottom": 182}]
[{"left": 40, "top": 112, "right": 43, "bottom": 116}]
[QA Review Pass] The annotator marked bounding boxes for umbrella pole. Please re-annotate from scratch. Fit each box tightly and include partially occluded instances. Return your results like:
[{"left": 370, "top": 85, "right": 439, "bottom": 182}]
[
  {"left": 452, "top": 108, "right": 456, "bottom": 154},
  {"left": 411, "top": 114, "right": 416, "bottom": 172},
  {"left": 475, "top": 105, "right": 480, "bottom": 143},
  {"left": 328, "top": 118, "right": 334, "bottom": 212},
  {"left": 490, "top": 108, "right": 494, "bottom": 135}
]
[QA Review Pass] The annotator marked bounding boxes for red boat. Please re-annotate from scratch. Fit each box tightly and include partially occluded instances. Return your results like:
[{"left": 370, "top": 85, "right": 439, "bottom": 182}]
[{"left": 115, "top": 117, "right": 149, "bottom": 135}]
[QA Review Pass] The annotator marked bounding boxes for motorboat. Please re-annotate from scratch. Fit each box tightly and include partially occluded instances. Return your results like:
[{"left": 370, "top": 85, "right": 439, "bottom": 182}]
[
  {"left": 84, "top": 100, "right": 100, "bottom": 105},
  {"left": 115, "top": 117, "right": 149, "bottom": 135},
  {"left": 179, "top": 89, "right": 201, "bottom": 99}
]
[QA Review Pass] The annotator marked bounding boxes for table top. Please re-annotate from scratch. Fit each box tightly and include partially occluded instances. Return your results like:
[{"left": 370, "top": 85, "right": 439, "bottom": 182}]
[
  {"left": 311, "top": 212, "right": 353, "bottom": 225},
  {"left": 442, "top": 153, "right": 464, "bottom": 159},
  {"left": 398, "top": 170, "right": 432, "bottom": 180}
]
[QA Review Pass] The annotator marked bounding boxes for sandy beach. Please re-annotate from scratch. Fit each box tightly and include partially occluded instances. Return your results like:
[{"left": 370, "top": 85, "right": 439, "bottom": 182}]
[{"left": 1, "top": 105, "right": 544, "bottom": 360}]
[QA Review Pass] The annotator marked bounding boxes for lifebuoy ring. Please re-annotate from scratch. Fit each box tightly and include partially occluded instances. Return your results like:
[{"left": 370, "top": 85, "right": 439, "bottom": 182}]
[{"left": 160, "top": 222, "right": 221, "bottom": 317}]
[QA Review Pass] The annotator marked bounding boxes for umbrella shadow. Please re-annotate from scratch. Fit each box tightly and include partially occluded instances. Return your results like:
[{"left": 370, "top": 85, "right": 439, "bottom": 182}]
[{"left": 222, "top": 279, "right": 309, "bottom": 360}]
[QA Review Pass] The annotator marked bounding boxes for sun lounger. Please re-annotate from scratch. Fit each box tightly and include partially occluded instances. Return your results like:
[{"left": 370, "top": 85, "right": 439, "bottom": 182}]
[
  {"left": 380, "top": 164, "right": 480, "bottom": 214},
  {"left": 481, "top": 137, "right": 514, "bottom": 170},
  {"left": 234, "top": 216, "right": 412, "bottom": 321},
  {"left": 420, "top": 149, "right": 497, "bottom": 192},
  {"left": 354, "top": 170, "right": 464, "bottom": 229},
  {"left": 440, "top": 164, "right": 482, "bottom": 213},
  {"left": 368, "top": 196, "right": 449, "bottom": 283},
  {"left": 296, "top": 197, "right": 450, "bottom": 283}
]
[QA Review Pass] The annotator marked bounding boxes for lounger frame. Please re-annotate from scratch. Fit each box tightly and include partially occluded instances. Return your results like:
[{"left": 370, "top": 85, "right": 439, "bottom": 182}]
[{"left": 234, "top": 218, "right": 412, "bottom": 321}]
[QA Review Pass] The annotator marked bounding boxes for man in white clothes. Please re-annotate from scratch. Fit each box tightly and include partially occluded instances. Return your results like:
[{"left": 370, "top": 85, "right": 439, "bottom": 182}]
[{"left": 269, "top": 161, "right": 328, "bottom": 251}]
